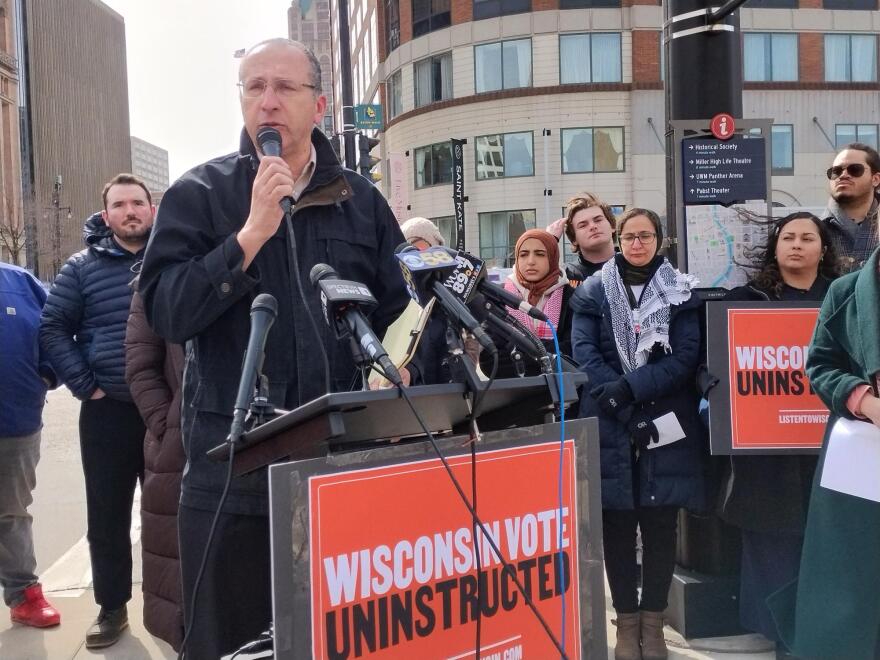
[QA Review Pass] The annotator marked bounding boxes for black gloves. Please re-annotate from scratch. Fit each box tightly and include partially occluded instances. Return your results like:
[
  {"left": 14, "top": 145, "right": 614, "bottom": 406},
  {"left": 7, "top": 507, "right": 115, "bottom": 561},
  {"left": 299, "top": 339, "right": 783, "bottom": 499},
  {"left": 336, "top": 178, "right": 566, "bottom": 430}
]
[
  {"left": 628, "top": 412, "right": 659, "bottom": 449},
  {"left": 591, "top": 378, "right": 633, "bottom": 417}
]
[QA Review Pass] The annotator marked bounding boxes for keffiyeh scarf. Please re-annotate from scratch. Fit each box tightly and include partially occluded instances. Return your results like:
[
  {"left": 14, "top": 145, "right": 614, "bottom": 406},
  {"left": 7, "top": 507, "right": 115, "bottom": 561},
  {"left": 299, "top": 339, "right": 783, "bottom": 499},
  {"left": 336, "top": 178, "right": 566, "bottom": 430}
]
[{"left": 601, "top": 258, "right": 698, "bottom": 372}]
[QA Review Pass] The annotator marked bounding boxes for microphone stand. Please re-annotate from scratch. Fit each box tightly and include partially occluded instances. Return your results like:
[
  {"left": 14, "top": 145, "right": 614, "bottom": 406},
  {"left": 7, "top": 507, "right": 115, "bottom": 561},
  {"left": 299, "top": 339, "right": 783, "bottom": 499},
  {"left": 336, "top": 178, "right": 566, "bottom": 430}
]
[{"left": 347, "top": 336, "right": 373, "bottom": 391}]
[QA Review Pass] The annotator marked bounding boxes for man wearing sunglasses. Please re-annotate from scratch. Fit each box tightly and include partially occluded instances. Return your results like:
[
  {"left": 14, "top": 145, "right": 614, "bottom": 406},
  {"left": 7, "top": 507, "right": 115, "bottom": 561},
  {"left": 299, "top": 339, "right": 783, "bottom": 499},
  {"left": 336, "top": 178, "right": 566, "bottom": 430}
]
[{"left": 823, "top": 143, "right": 880, "bottom": 273}]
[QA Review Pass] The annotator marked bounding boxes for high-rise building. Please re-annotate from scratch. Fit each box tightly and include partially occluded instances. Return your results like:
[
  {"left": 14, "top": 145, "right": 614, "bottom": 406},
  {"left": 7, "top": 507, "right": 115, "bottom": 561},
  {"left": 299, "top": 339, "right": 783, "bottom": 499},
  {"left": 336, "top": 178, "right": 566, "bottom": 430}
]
[
  {"left": 130, "top": 136, "right": 169, "bottom": 201},
  {"left": 289, "top": 0, "right": 335, "bottom": 136},
  {"left": 0, "top": 0, "right": 22, "bottom": 265},
  {"left": 20, "top": 0, "right": 131, "bottom": 280},
  {"left": 331, "top": 0, "right": 880, "bottom": 264}
]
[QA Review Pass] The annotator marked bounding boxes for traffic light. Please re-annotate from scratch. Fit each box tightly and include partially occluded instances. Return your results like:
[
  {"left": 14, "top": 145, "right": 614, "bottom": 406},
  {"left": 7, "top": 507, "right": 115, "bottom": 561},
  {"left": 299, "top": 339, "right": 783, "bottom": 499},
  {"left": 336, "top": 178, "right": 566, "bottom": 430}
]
[{"left": 358, "top": 133, "right": 382, "bottom": 183}]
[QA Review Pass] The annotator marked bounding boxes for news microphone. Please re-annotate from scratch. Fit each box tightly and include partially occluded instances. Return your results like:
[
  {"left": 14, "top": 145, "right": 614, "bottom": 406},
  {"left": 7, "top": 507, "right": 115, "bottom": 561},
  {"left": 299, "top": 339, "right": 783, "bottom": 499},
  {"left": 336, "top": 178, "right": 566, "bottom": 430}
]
[
  {"left": 468, "top": 293, "right": 549, "bottom": 364},
  {"left": 432, "top": 246, "right": 550, "bottom": 323},
  {"left": 255, "top": 125, "right": 292, "bottom": 215},
  {"left": 395, "top": 244, "right": 497, "bottom": 356},
  {"left": 230, "top": 293, "right": 278, "bottom": 441},
  {"left": 309, "top": 264, "right": 403, "bottom": 387}
]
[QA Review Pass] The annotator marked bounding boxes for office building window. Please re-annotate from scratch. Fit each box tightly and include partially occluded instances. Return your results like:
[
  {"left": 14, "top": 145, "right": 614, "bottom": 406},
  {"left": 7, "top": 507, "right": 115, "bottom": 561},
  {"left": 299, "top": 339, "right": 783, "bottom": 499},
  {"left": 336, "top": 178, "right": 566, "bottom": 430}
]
[
  {"left": 474, "top": 39, "right": 531, "bottom": 93},
  {"left": 479, "top": 209, "right": 537, "bottom": 268},
  {"left": 387, "top": 70, "right": 403, "bottom": 119},
  {"left": 559, "top": 33, "right": 622, "bottom": 84},
  {"left": 823, "top": 0, "right": 874, "bottom": 8},
  {"left": 771, "top": 125, "right": 794, "bottom": 175},
  {"left": 835, "top": 124, "right": 879, "bottom": 150},
  {"left": 561, "top": 127, "right": 625, "bottom": 173},
  {"left": 743, "top": 33, "right": 798, "bottom": 82},
  {"left": 825, "top": 34, "right": 877, "bottom": 82},
  {"left": 432, "top": 215, "right": 458, "bottom": 247},
  {"left": 473, "top": 0, "right": 530, "bottom": 21},
  {"left": 414, "top": 142, "right": 453, "bottom": 188},
  {"left": 413, "top": 0, "right": 450, "bottom": 38},
  {"left": 747, "top": 0, "right": 796, "bottom": 6},
  {"left": 386, "top": 0, "right": 400, "bottom": 53},
  {"left": 475, "top": 132, "right": 534, "bottom": 179},
  {"left": 559, "top": 0, "right": 619, "bottom": 6},
  {"left": 414, "top": 52, "right": 453, "bottom": 107}
]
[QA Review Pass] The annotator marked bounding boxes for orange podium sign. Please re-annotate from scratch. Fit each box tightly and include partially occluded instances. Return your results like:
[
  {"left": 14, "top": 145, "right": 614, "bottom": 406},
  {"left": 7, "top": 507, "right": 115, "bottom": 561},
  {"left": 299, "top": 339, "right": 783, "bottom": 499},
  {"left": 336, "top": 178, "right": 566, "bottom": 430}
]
[
  {"left": 707, "top": 302, "right": 827, "bottom": 454},
  {"left": 307, "top": 441, "right": 581, "bottom": 659}
]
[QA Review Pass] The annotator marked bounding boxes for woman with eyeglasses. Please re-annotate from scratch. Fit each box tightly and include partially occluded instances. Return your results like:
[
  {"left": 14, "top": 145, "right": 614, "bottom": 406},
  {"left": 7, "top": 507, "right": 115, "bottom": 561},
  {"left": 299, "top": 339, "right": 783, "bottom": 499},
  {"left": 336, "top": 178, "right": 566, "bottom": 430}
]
[
  {"left": 571, "top": 208, "right": 704, "bottom": 660},
  {"left": 717, "top": 212, "right": 840, "bottom": 657},
  {"left": 767, "top": 221, "right": 880, "bottom": 658}
]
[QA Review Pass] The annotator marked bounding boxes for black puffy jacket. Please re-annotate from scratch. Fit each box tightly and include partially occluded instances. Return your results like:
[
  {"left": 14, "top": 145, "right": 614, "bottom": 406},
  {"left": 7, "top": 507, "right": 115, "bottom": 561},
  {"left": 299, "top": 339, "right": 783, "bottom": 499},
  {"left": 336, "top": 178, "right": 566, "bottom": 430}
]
[{"left": 40, "top": 213, "right": 144, "bottom": 401}]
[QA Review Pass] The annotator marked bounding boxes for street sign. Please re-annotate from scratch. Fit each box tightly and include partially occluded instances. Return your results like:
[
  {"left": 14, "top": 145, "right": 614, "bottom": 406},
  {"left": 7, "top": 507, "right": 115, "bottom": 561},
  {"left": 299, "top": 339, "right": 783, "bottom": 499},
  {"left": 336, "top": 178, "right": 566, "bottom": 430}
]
[
  {"left": 683, "top": 135, "right": 767, "bottom": 206},
  {"left": 710, "top": 113, "right": 736, "bottom": 140},
  {"left": 353, "top": 104, "right": 383, "bottom": 130}
]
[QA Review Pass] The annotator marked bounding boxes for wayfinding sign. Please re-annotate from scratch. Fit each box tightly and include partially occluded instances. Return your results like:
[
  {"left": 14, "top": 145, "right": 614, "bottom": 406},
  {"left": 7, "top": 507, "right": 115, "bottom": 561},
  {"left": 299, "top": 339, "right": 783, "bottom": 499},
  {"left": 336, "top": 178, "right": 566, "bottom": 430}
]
[{"left": 683, "top": 135, "right": 767, "bottom": 205}]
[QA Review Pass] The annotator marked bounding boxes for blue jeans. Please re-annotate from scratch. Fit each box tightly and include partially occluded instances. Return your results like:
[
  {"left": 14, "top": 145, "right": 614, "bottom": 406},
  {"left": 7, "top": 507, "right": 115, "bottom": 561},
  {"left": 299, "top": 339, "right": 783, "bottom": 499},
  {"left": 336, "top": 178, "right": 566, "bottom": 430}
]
[{"left": 0, "top": 430, "right": 40, "bottom": 606}]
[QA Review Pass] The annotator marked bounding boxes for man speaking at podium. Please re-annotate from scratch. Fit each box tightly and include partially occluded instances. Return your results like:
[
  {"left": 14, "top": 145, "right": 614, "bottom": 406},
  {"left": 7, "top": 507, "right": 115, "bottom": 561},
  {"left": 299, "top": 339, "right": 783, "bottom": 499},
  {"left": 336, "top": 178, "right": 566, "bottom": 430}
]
[{"left": 139, "top": 39, "right": 411, "bottom": 659}]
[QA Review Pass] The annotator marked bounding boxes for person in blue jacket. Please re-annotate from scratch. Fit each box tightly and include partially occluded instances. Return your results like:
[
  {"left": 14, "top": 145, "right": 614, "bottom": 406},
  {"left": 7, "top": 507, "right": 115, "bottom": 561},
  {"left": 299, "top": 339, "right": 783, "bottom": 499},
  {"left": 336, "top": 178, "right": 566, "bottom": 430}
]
[
  {"left": 571, "top": 208, "right": 705, "bottom": 660},
  {"left": 0, "top": 262, "right": 60, "bottom": 629},
  {"left": 39, "top": 174, "right": 153, "bottom": 650}
]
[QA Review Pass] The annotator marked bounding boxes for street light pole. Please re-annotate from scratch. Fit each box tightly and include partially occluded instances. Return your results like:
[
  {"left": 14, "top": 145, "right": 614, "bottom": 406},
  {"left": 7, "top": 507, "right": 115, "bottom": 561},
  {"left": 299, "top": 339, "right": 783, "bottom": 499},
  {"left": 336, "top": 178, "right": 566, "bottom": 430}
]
[{"left": 44, "top": 174, "right": 71, "bottom": 278}]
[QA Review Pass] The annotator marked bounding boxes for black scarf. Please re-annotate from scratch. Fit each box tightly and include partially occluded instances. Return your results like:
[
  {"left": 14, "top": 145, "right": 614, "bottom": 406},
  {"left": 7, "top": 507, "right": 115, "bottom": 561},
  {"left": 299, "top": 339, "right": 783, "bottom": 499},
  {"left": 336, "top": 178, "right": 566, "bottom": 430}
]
[{"left": 616, "top": 253, "right": 664, "bottom": 286}]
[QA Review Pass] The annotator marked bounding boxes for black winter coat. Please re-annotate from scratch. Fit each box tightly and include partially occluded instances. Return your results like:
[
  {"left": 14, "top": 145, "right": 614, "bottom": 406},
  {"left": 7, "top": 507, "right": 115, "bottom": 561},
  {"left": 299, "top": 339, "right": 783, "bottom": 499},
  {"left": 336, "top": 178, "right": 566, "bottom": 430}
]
[
  {"left": 139, "top": 128, "right": 411, "bottom": 516},
  {"left": 571, "top": 274, "right": 706, "bottom": 511},
  {"left": 40, "top": 213, "right": 143, "bottom": 401},
  {"left": 716, "top": 279, "right": 828, "bottom": 534}
]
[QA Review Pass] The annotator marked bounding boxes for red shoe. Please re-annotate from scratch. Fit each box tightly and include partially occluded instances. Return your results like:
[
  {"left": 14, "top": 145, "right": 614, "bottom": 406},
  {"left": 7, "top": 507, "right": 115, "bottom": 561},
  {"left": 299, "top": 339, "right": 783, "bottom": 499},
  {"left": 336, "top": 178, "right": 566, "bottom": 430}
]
[{"left": 10, "top": 584, "right": 61, "bottom": 628}]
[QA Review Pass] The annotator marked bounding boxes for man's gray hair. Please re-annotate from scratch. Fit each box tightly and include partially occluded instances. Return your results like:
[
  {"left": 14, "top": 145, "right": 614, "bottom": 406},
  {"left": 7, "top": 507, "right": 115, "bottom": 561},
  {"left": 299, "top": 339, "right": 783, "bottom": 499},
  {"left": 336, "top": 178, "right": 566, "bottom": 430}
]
[{"left": 241, "top": 38, "right": 322, "bottom": 94}]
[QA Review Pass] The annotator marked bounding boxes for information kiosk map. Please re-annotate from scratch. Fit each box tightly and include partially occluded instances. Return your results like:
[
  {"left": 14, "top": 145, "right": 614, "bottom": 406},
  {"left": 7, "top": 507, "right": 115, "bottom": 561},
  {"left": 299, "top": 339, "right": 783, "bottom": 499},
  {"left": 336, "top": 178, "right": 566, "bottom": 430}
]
[{"left": 685, "top": 203, "right": 766, "bottom": 289}]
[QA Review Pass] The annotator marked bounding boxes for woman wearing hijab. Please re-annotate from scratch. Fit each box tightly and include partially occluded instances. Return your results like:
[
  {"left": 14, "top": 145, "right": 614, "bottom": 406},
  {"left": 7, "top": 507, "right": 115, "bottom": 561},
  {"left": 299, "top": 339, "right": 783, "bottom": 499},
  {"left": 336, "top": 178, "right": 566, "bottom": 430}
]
[
  {"left": 481, "top": 229, "right": 574, "bottom": 378},
  {"left": 717, "top": 213, "right": 839, "bottom": 656},
  {"left": 571, "top": 208, "right": 705, "bottom": 660}
]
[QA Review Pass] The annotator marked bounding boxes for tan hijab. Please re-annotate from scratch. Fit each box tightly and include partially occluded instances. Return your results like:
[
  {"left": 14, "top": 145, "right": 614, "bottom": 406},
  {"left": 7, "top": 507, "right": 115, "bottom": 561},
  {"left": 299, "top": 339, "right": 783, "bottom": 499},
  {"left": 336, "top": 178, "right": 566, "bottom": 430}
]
[{"left": 514, "top": 229, "right": 562, "bottom": 306}]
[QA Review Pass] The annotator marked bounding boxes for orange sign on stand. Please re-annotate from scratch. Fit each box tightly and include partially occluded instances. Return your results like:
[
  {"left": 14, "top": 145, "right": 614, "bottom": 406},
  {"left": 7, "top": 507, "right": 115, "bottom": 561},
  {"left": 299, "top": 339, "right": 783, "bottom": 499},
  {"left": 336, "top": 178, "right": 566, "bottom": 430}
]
[
  {"left": 308, "top": 441, "right": 581, "bottom": 659},
  {"left": 708, "top": 302, "right": 828, "bottom": 454}
]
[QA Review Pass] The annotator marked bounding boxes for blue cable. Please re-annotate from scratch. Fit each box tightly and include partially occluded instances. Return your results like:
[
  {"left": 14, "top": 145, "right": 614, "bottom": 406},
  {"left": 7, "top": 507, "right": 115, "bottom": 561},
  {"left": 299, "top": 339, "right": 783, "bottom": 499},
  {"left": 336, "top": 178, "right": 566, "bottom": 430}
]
[{"left": 545, "top": 318, "right": 567, "bottom": 656}]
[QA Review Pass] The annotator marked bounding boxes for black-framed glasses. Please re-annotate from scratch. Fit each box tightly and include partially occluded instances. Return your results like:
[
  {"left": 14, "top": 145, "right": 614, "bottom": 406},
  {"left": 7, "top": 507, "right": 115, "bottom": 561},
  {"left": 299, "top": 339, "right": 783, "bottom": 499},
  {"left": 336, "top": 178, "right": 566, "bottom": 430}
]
[
  {"left": 826, "top": 163, "right": 867, "bottom": 180},
  {"left": 619, "top": 232, "right": 656, "bottom": 245},
  {"left": 237, "top": 78, "right": 317, "bottom": 99}
]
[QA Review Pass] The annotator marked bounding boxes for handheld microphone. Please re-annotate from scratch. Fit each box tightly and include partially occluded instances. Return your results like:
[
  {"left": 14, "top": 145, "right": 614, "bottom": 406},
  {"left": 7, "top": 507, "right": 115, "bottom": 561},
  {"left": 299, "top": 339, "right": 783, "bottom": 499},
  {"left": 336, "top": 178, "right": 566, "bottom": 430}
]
[
  {"left": 255, "top": 125, "right": 293, "bottom": 215},
  {"left": 309, "top": 264, "right": 403, "bottom": 387},
  {"left": 230, "top": 293, "right": 278, "bottom": 441},
  {"left": 395, "top": 244, "right": 497, "bottom": 356}
]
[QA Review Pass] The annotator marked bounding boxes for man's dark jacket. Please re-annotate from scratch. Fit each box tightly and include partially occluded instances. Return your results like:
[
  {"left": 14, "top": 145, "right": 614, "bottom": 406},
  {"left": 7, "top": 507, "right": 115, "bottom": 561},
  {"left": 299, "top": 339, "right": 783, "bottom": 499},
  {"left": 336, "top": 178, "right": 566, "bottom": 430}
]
[
  {"left": 139, "top": 128, "right": 411, "bottom": 516},
  {"left": 40, "top": 213, "right": 142, "bottom": 402}
]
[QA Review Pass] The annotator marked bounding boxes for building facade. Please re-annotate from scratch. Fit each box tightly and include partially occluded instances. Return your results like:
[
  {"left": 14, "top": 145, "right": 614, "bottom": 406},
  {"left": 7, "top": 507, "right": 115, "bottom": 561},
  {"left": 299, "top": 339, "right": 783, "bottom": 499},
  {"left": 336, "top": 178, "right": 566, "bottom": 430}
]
[
  {"left": 331, "top": 0, "right": 880, "bottom": 266},
  {"left": 0, "top": 0, "right": 21, "bottom": 265},
  {"left": 130, "top": 135, "right": 169, "bottom": 201},
  {"left": 289, "top": 0, "right": 336, "bottom": 136},
  {"left": 22, "top": 0, "right": 131, "bottom": 280}
]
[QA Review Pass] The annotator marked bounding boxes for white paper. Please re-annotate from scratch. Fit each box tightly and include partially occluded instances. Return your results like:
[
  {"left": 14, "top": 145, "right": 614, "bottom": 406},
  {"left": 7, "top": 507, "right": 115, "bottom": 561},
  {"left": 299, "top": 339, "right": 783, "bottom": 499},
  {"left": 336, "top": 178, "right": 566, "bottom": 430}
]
[
  {"left": 647, "top": 412, "right": 687, "bottom": 450},
  {"left": 820, "top": 417, "right": 880, "bottom": 503}
]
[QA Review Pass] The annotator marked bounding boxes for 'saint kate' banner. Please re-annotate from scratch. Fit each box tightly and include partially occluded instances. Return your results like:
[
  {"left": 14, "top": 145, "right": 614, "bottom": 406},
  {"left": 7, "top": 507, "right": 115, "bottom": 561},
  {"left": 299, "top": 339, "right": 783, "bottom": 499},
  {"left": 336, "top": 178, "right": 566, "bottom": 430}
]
[
  {"left": 708, "top": 302, "right": 828, "bottom": 454},
  {"left": 308, "top": 441, "right": 581, "bottom": 659}
]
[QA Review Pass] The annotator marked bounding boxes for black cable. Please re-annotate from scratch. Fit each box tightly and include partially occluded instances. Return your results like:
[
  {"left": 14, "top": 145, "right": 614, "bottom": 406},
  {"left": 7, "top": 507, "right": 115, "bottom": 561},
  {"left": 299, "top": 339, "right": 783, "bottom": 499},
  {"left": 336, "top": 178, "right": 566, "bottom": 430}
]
[
  {"left": 468, "top": 349, "right": 497, "bottom": 659},
  {"left": 176, "top": 436, "right": 236, "bottom": 660},
  {"left": 285, "top": 211, "right": 331, "bottom": 396},
  {"left": 394, "top": 383, "right": 569, "bottom": 659}
]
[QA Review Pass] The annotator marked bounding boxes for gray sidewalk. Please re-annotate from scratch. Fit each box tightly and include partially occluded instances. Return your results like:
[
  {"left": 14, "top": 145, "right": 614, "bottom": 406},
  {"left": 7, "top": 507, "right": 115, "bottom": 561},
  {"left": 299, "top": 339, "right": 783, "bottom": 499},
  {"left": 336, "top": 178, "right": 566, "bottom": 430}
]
[{"left": 0, "top": 583, "right": 776, "bottom": 660}]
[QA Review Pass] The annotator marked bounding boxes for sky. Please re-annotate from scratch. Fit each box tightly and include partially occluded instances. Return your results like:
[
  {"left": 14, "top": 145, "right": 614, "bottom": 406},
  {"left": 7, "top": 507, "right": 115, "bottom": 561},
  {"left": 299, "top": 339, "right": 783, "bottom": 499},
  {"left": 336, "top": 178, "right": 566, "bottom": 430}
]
[{"left": 101, "top": 0, "right": 296, "bottom": 181}]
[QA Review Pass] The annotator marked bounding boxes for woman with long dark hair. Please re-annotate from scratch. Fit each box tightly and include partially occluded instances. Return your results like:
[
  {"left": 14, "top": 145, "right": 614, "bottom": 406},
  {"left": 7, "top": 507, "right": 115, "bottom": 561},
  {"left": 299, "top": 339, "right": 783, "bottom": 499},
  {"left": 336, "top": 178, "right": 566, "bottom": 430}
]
[
  {"left": 719, "top": 212, "right": 840, "bottom": 656},
  {"left": 572, "top": 208, "right": 704, "bottom": 660}
]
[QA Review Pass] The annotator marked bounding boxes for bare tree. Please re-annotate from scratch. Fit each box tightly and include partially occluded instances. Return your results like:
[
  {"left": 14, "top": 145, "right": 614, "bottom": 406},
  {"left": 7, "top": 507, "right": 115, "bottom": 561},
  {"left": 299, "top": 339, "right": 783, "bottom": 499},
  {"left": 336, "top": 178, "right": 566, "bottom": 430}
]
[{"left": 0, "top": 193, "right": 24, "bottom": 264}]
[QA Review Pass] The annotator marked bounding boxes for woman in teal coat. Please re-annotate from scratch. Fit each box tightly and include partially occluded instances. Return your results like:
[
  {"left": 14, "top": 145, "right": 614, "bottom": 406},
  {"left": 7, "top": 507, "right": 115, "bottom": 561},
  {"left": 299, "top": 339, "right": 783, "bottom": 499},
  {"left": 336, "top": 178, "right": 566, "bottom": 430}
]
[{"left": 768, "top": 248, "right": 880, "bottom": 659}]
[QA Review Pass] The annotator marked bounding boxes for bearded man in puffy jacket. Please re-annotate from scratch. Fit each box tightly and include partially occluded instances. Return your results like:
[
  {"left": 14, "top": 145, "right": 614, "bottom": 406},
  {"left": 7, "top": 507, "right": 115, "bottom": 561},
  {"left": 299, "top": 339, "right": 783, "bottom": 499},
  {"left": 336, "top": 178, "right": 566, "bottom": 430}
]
[{"left": 39, "top": 173, "right": 153, "bottom": 650}]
